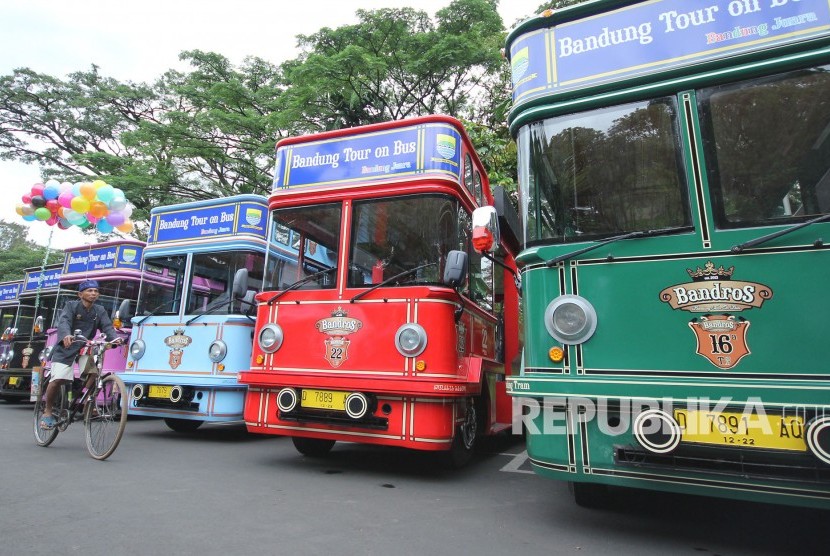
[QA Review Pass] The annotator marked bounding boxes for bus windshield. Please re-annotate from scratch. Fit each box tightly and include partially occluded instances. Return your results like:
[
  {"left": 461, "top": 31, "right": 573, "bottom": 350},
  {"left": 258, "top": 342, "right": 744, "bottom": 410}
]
[
  {"left": 271, "top": 203, "right": 341, "bottom": 291},
  {"left": 518, "top": 97, "right": 691, "bottom": 246},
  {"left": 186, "top": 251, "right": 266, "bottom": 314},
  {"left": 699, "top": 65, "right": 830, "bottom": 228},
  {"left": 348, "top": 194, "right": 464, "bottom": 287},
  {"left": 137, "top": 255, "right": 186, "bottom": 316}
]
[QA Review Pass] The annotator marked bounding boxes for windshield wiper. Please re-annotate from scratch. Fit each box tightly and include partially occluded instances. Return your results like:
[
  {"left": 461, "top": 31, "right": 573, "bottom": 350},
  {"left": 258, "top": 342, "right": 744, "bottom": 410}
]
[
  {"left": 350, "top": 262, "right": 437, "bottom": 303},
  {"left": 267, "top": 267, "right": 336, "bottom": 305},
  {"left": 186, "top": 298, "right": 232, "bottom": 325},
  {"left": 731, "top": 214, "right": 830, "bottom": 253},
  {"left": 135, "top": 299, "right": 177, "bottom": 325},
  {"left": 545, "top": 226, "right": 693, "bottom": 267}
]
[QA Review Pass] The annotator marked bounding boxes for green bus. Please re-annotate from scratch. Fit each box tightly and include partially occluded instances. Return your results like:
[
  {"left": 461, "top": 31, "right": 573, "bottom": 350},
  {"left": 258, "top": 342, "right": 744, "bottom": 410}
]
[{"left": 481, "top": 0, "right": 830, "bottom": 508}]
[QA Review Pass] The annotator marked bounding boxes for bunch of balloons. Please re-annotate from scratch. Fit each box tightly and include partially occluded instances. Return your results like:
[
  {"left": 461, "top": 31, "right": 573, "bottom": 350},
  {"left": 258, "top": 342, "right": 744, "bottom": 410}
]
[{"left": 15, "top": 179, "right": 134, "bottom": 234}]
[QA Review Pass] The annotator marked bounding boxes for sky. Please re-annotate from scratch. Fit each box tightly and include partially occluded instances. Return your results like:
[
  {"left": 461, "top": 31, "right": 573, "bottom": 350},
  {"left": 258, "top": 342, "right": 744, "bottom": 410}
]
[{"left": 0, "top": 0, "right": 542, "bottom": 249}]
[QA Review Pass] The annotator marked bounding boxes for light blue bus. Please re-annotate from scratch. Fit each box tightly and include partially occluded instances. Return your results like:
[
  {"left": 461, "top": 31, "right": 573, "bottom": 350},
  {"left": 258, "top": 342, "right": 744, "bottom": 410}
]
[{"left": 120, "top": 195, "right": 274, "bottom": 432}]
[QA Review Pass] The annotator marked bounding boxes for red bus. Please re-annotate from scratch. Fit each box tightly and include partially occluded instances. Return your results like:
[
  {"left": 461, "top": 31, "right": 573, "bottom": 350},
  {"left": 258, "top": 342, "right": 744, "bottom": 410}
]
[{"left": 239, "top": 115, "right": 522, "bottom": 466}]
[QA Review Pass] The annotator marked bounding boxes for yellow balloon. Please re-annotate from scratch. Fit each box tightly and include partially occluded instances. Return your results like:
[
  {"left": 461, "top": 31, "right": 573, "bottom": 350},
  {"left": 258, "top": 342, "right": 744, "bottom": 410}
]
[
  {"left": 15, "top": 203, "right": 24, "bottom": 216},
  {"left": 92, "top": 179, "right": 107, "bottom": 190},
  {"left": 71, "top": 196, "right": 91, "bottom": 214},
  {"left": 80, "top": 182, "right": 97, "bottom": 200},
  {"left": 116, "top": 220, "right": 134, "bottom": 234}
]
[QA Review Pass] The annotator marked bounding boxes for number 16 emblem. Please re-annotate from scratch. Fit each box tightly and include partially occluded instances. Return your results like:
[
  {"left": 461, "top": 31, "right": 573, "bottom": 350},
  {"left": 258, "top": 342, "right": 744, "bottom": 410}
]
[{"left": 688, "top": 315, "right": 750, "bottom": 369}]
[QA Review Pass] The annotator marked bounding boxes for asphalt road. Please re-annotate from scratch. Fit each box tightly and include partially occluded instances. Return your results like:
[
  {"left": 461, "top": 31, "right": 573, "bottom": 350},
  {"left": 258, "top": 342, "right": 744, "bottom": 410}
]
[{"left": 1, "top": 401, "right": 828, "bottom": 556}]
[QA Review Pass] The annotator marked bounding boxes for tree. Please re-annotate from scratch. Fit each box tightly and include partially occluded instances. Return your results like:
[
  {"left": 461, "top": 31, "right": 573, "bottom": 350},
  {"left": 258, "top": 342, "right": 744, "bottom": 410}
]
[
  {"left": 0, "top": 220, "right": 63, "bottom": 282},
  {"left": 279, "top": 0, "right": 505, "bottom": 131}
]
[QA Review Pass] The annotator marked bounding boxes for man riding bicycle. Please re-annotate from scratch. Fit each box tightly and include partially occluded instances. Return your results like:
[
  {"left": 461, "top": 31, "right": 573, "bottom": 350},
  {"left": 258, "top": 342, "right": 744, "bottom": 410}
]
[{"left": 39, "top": 280, "right": 121, "bottom": 430}]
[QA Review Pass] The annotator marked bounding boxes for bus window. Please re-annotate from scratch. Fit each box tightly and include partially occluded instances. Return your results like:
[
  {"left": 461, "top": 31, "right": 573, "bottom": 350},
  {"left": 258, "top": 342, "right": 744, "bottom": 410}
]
[
  {"left": 469, "top": 251, "right": 493, "bottom": 312},
  {"left": 699, "top": 65, "right": 830, "bottom": 228},
  {"left": 474, "top": 170, "right": 484, "bottom": 206},
  {"left": 518, "top": 97, "right": 690, "bottom": 245},
  {"left": 271, "top": 203, "right": 340, "bottom": 290},
  {"left": 137, "top": 256, "right": 185, "bottom": 316},
  {"left": 186, "top": 251, "right": 267, "bottom": 314},
  {"left": 464, "top": 153, "right": 474, "bottom": 197},
  {"left": 349, "top": 195, "right": 462, "bottom": 287}
]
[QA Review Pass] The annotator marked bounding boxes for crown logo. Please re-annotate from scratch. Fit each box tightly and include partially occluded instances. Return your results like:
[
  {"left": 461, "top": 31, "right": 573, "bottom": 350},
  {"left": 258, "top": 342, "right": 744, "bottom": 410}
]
[
  {"left": 173, "top": 328, "right": 185, "bottom": 336},
  {"left": 331, "top": 307, "right": 347, "bottom": 318},
  {"left": 686, "top": 261, "right": 734, "bottom": 281}
]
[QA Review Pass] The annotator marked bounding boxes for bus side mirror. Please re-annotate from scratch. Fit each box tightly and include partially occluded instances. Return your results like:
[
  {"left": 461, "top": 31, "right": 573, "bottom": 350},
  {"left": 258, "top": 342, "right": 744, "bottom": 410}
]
[
  {"left": 114, "top": 299, "right": 132, "bottom": 327},
  {"left": 472, "top": 206, "right": 500, "bottom": 253},
  {"left": 442, "top": 250, "right": 468, "bottom": 288},
  {"left": 231, "top": 268, "right": 249, "bottom": 300}
]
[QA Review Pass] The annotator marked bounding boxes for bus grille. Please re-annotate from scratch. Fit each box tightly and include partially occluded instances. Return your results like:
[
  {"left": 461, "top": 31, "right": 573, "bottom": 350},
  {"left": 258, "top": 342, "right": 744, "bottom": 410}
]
[{"left": 615, "top": 445, "right": 830, "bottom": 483}]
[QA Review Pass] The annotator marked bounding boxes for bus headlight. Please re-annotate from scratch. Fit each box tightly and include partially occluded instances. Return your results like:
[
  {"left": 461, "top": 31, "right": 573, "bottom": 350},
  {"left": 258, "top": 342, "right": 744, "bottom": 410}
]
[
  {"left": 258, "top": 324, "right": 284, "bottom": 353},
  {"left": 544, "top": 295, "right": 597, "bottom": 345},
  {"left": 130, "top": 339, "right": 146, "bottom": 360},
  {"left": 395, "top": 323, "right": 427, "bottom": 357},
  {"left": 208, "top": 340, "right": 227, "bottom": 362}
]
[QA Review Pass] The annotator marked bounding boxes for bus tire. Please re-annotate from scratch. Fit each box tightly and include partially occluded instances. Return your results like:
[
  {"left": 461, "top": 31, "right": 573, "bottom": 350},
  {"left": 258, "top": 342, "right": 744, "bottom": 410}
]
[
  {"left": 440, "top": 398, "right": 477, "bottom": 469},
  {"left": 164, "top": 418, "right": 203, "bottom": 433},
  {"left": 292, "top": 436, "right": 335, "bottom": 457},
  {"left": 568, "top": 481, "right": 608, "bottom": 509}
]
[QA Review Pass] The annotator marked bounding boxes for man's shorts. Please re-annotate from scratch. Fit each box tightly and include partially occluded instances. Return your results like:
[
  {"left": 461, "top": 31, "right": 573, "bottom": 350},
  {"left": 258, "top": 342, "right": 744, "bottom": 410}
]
[{"left": 48, "top": 355, "right": 97, "bottom": 381}]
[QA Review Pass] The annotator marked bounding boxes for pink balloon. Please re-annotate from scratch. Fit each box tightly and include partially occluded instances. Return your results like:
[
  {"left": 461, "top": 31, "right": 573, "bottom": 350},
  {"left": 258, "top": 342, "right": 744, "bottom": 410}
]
[
  {"left": 22, "top": 194, "right": 32, "bottom": 204},
  {"left": 86, "top": 215, "right": 100, "bottom": 224},
  {"left": 58, "top": 191, "right": 74, "bottom": 208},
  {"left": 46, "top": 215, "right": 58, "bottom": 226},
  {"left": 31, "top": 183, "right": 45, "bottom": 197}
]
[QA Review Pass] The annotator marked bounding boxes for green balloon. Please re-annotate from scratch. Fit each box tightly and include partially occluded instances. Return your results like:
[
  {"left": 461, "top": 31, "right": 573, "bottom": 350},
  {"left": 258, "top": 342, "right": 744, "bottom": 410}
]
[{"left": 34, "top": 207, "right": 51, "bottom": 221}]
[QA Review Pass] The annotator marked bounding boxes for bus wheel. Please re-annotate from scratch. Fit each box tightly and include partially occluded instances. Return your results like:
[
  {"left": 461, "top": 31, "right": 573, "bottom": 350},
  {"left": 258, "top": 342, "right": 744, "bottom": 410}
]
[
  {"left": 292, "top": 436, "right": 335, "bottom": 457},
  {"left": 568, "top": 481, "right": 608, "bottom": 509},
  {"left": 441, "top": 399, "right": 477, "bottom": 469},
  {"left": 164, "top": 418, "right": 203, "bottom": 433}
]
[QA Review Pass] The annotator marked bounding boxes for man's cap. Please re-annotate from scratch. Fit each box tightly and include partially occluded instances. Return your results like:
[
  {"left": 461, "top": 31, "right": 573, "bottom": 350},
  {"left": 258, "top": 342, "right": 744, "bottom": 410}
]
[{"left": 78, "top": 279, "right": 99, "bottom": 292}]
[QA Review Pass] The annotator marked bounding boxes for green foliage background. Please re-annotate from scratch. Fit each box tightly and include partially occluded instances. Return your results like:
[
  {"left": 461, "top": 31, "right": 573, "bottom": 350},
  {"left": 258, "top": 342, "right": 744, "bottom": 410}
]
[{"left": 0, "top": 1, "right": 583, "bottom": 271}]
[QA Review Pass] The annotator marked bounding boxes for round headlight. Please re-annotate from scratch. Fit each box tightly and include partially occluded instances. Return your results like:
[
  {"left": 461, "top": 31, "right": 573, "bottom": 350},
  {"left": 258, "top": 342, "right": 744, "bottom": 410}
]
[
  {"left": 130, "top": 339, "right": 146, "bottom": 360},
  {"left": 208, "top": 340, "right": 227, "bottom": 362},
  {"left": 395, "top": 323, "right": 427, "bottom": 357},
  {"left": 544, "top": 295, "right": 597, "bottom": 345},
  {"left": 258, "top": 324, "right": 283, "bottom": 353}
]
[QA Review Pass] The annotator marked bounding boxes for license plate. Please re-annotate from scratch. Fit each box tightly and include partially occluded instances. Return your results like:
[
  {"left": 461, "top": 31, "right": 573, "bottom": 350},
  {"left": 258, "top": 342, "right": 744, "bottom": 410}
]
[
  {"left": 674, "top": 409, "right": 806, "bottom": 451},
  {"left": 9, "top": 376, "right": 19, "bottom": 386},
  {"left": 148, "top": 385, "right": 172, "bottom": 399},
  {"left": 301, "top": 389, "right": 347, "bottom": 411}
]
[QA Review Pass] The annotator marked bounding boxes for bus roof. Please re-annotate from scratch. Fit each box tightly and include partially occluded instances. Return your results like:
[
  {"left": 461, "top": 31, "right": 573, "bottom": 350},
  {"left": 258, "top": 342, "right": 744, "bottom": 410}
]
[
  {"left": 505, "top": 0, "right": 830, "bottom": 121},
  {"left": 61, "top": 240, "right": 146, "bottom": 284},
  {"left": 271, "top": 115, "right": 488, "bottom": 201},
  {"left": 146, "top": 194, "right": 268, "bottom": 251}
]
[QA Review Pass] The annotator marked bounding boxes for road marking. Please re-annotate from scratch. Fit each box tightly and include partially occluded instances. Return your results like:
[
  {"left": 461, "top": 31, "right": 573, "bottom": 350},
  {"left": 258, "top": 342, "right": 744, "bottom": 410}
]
[{"left": 499, "top": 450, "right": 535, "bottom": 474}]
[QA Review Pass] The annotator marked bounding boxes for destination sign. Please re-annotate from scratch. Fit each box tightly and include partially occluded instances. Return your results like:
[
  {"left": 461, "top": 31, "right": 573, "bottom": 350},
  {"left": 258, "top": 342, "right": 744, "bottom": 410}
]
[
  {"left": 273, "top": 122, "right": 462, "bottom": 189},
  {"left": 23, "top": 268, "right": 61, "bottom": 292},
  {"left": 511, "top": 0, "right": 830, "bottom": 106},
  {"left": 64, "top": 244, "right": 144, "bottom": 274},
  {"left": 0, "top": 282, "right": 21, "bottom": 302},
  {"left": 149, "top": 200, "right": 267, "bottom": 244}
]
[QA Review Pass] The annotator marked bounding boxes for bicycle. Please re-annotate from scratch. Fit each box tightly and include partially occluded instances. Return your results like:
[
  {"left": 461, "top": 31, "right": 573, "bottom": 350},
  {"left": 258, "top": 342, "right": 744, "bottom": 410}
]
[{"left": 33, "top": 332, "right": 128, "bottom": 460}]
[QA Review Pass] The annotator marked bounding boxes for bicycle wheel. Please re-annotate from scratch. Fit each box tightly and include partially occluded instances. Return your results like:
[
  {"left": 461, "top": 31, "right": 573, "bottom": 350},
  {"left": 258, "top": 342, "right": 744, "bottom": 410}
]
[
  {"left": 33, "top": 378, "right": 64, "bottom": 447},
  {"left": 84, "top": 374, "right": 128, "bottom": 460}
]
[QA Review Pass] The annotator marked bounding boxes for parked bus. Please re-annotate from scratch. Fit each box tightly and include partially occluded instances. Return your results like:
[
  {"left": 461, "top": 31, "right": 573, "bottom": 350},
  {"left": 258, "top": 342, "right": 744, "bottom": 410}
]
[
  {"left": 0, "top": 265, "right": 63, "bottom": 401},
  {"left": 491, "top": 0, "right": 830, "bottom": 507},
  {"left": 0, "top": 280, "right": 24, "bottom": 398},
  {"left": 38, "top": 240, "right": 147, "bottom": 391},
  {"left": 238, "top": 115, "right": 522, "bottom": 466},
  {"left": 121, "top": 195, "right": 272, "bottom": 432}
]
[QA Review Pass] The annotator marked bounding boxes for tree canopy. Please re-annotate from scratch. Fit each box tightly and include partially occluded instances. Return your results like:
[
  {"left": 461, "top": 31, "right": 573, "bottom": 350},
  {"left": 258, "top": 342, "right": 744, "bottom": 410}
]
[{"left": 1, "top": 0, "right": 582, "bottom": 234}]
